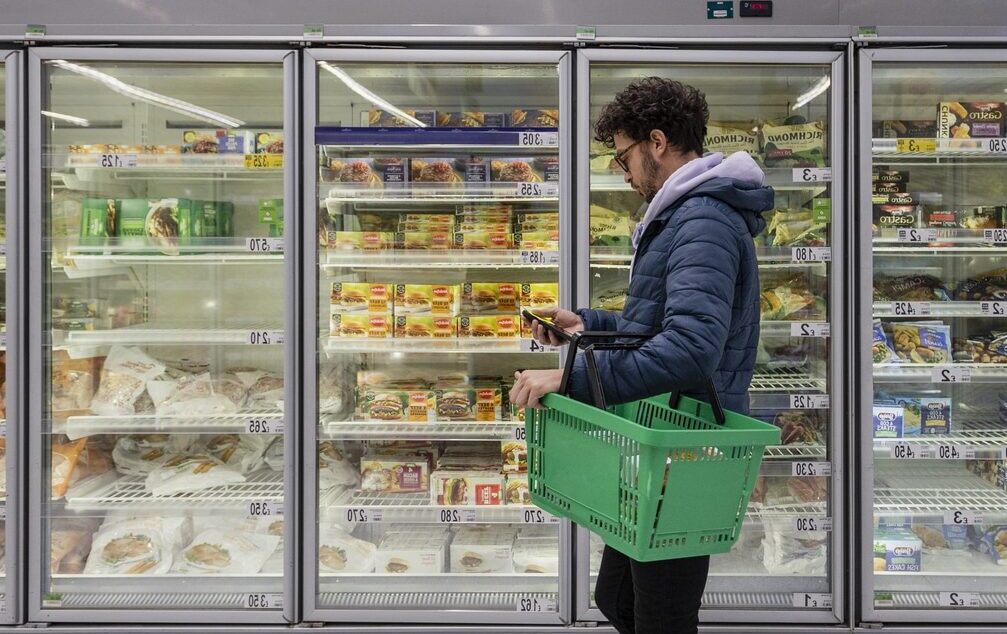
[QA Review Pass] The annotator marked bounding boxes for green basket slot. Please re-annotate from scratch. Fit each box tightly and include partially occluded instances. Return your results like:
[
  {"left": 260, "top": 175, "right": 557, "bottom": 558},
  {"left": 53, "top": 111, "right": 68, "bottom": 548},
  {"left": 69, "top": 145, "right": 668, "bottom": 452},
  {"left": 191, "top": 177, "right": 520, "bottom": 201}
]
[{"left": 527, "top": 391, "right": 780, "bottom": 562}]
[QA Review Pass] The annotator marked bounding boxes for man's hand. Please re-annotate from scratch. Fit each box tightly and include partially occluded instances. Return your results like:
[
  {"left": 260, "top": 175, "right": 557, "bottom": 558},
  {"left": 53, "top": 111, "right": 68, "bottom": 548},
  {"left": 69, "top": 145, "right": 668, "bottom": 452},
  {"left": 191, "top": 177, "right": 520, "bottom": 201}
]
[
  {"left": 522, "top": 307, "right": 584, "bottom": 347},
  {"left": 509, "top": 369, "right": 563, "bottom": 410}
]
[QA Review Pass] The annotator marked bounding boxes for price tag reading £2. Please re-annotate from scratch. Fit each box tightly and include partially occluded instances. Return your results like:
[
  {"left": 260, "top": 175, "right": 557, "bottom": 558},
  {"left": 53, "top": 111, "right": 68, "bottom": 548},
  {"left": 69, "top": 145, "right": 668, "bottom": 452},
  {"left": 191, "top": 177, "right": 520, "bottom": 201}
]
[
  {"left": 939, "top": 592, "right": 980, "bottom": 608},
  {"left": 932, "top": 365, "right": 972, "bottom": 383},
  {"left": 791, "top": 322, "right": 830, "bottom": 338},
  {"left": 898, "top": 228, "right": 938, "bottom": 243},
  {"left": 981, "top": 301, "right": 1007, "bottom": 316}
]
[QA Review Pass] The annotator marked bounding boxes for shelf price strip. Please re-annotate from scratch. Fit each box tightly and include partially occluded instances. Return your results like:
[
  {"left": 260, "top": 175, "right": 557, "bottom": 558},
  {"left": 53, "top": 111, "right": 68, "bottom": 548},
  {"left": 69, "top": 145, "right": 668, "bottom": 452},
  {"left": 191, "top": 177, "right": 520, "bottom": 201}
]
[
  {"left": 246, "top": 237, "right": 283, "bottom": 253},
  {"left": 513, "top": 426, "right": 527, "bottom": 441},
  {"left": 512, "top": 182, "right": 559, "bottom": 197},
  {"left": 984, "top": 228, "right": 1007, "bottom": 244},
  {"left": 245, "top": 417, "right": 284, "bottom": 434},
  {"left": 248, "top": 501, "right": 282, "bottom": 517},
  {"left": 791, "top": 461, "right": 832, "bottom": 477},
  {"left": 792, "top": 167, "right": 832, "bottom": 183},
  {"left": 895, "top": 138, "right": 936, "bottom": 154},
  {"left": 889, "top": 442, "right": 975, "bottom": 460},
  {"left": 981, "top": 301, "right": 1007, "bottom": 317},
  {"left": 793, "top": 593, "right": 832, "bottom": 609},
  {"left": 791, "top": 322, "right": 830, "bottom": 338},
  {"left": 244, "top": 593, "right": 283, "bottom": 609},
  {"left": 520, "top": 339, "right": 560, "bottom": 353},
  {"left": 439, "top": 508, "right": 477, "bottom": 523},
  {"left": 518, "top": 131, "right": 559, "bottom": 147},
  {"left": 519, "top": 250, "right": 560, "bottom": 266},
  {"left": 345, "top": 507, "right": 383, "bottom": 523},
  {"left": 790, "top": 394, "right": 830, "bottom": 409},
  {"left": 244, "top": 153, "right": 283, "bottom": 169},
  {"left": 939, "top": 592, "right": 980, "bottom": 608},
  {"left": 932, "top": 365, "right": 972, "bottom": 383},
  {"left": 984, "top": 138, "right": 1007, "bottom": 154},
  {"left": 897, "top": 228, "right": 938, "bottom": 243},
  {"left": 247, "top": 330, "right": 285, "bottom": 345},
  {"left": 891, "top": 301, "right": 930, "bottom": 317},
  {"left": 944, "top": 510, "right": 982, "bottom": 526},
  {"left": 522, "top": 508, "right": 559, "bottom": 524},
  {"left": 791, "top": 246, "right": 831, "bottom": 263},
  {"left": 96, "top": 153, "right": 138, "bottom": 169},
  {"left": 794, "top": 517, "right": 832, "bottom": 533},
  {"left": 517, "top": 596, "right": 557, "bottom": 613}
]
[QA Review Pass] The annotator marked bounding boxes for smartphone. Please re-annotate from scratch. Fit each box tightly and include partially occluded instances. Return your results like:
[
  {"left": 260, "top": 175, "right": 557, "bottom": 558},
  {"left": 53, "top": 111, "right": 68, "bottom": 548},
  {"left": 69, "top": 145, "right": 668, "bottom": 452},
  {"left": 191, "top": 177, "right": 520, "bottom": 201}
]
[{"left": 521, "top": 308, "right": 572, "bottom": 343}]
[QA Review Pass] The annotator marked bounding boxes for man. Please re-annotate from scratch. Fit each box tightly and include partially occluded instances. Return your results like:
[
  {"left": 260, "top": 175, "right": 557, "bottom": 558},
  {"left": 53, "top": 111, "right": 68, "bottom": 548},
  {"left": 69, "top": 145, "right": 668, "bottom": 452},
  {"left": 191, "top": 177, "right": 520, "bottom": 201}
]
[{"left": 509, "top": 77, "right": 773, "bottom": 633}]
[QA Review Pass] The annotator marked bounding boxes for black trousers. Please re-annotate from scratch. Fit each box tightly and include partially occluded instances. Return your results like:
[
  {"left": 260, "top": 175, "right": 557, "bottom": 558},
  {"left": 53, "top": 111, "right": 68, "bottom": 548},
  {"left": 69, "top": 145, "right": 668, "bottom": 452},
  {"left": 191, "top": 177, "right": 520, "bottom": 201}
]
[{"left": 595, "top": 546, "right": 710, "bottom": 634}]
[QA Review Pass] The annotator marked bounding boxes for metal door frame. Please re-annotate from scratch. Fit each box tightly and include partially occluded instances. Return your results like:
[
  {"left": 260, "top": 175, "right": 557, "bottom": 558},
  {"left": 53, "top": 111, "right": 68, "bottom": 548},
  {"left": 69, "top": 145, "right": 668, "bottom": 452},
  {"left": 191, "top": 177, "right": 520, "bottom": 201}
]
[
  {"left": 26, "top": 46, "right": 297, "bottom": 625},
  {"left": 301, "top": 47, "right": 572, "bottom": 626},
  {"left": 857, "top": 46, "right": 1007, "bottom": 626},
  {"left": 573, "top": 47, "right": 847, "bottom": 626},
  {"left": 2, "top": 48, "right": 24, "bottom": 626}
]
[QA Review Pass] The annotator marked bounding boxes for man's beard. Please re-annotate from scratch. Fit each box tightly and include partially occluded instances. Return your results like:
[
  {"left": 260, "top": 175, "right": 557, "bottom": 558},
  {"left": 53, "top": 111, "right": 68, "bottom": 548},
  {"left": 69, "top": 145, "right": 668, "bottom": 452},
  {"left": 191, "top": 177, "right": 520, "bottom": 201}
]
[{"left": 641, "top": 151, "right": 663, "bottom": 203}]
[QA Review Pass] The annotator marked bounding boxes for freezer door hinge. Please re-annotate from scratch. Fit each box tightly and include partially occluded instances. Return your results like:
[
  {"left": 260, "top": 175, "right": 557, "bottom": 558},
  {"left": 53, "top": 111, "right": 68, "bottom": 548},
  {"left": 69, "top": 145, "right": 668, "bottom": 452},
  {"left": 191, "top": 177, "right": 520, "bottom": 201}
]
[
  {"left": 294, "top": 622, "right": 325, "bottom": 628},
  {"left": 862, "top": 622, "right": 884, "bottom": 630},
  {"left": 572, "top": 622, "right": 599, "bottom": 628}
]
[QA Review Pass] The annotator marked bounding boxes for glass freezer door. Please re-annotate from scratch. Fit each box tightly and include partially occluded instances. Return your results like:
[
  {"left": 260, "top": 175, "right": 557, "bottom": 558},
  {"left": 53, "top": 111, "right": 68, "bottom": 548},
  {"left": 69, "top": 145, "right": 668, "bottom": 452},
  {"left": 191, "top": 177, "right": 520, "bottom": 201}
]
[
  {"left": 576, "top": 49, "right": 845, "bottom": 624},
  {"left": 28, "top": 49, "right": 294, "bottom": 623},
  {"left": 861, "top": 49, "right": 1007, "bottom": 622},
  {"left": 304, "top": 49, "right": 570, "bottom": 624}
]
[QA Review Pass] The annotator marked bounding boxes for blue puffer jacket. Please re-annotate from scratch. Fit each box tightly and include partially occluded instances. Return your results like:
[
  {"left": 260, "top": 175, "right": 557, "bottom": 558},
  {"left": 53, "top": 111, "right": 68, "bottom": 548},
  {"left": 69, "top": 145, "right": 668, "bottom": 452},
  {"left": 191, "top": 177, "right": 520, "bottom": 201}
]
[{"left": 568, "top": 177, "right": 772, "bottom": 413}]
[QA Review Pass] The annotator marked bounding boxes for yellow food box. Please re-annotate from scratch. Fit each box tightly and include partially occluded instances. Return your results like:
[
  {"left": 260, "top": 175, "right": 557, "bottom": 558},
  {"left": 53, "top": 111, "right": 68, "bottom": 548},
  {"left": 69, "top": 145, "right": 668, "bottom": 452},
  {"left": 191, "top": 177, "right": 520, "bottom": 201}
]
[
  {"left": 330, "top": 312, "right": 393, "bottom": 338},
  {"left": 454, "top": 231, "right": 513, "bottom": 250},
  {"left": 333, "top": 231, "right": 393, "bottom": 251},
  {"left": 459, "top": 314, "right": 519, "bottom": 338},
  {"left": 331, "top": 282, "right": 393, "bottom": 314},
  {"left": 394, "top": 284, "right": 460, "bottom": 316},
  {"left": 394, "top": 231, "right": 453, "bottom": 250},
  {"left": 395, "top": 314, "right": 458, "bottom": 339}
]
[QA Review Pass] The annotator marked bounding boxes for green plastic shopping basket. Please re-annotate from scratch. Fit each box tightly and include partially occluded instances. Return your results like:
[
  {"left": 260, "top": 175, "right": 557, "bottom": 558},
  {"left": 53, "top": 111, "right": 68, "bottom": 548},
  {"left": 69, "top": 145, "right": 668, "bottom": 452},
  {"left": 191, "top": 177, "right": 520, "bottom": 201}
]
[{"left": 526, "top": 331, "right": 781, "bottom": 562}]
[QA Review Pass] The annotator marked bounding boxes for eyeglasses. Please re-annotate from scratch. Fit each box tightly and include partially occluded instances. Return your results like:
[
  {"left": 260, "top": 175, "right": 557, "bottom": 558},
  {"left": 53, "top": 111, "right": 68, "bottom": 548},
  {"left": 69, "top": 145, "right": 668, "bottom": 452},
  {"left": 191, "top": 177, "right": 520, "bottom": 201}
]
[{"left": 613, "top": 140, "right": 642, "bottom": 172}]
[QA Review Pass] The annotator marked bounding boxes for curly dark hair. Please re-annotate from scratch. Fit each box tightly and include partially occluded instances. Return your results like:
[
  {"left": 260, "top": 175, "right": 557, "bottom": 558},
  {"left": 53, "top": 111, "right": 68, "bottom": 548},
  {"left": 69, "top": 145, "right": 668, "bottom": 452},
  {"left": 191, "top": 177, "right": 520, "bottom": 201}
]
[{"left": 594, "top": 77, "right": 709, "bottom": 156}]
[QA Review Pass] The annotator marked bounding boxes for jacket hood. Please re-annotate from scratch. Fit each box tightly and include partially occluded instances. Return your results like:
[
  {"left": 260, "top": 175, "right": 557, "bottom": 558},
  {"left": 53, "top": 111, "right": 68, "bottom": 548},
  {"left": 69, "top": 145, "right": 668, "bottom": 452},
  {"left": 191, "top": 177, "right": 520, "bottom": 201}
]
[{"left": 631, "top": 152, "right": 772, "bottom": 247}]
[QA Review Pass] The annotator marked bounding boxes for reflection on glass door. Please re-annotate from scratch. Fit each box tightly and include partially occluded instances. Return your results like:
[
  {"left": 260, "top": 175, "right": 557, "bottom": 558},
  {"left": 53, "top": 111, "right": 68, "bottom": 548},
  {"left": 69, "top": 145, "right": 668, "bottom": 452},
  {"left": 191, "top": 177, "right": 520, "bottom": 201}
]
[
  {"left": 863, "top": 51, "right": 1007, "bottom": 622},
  {"left": 32, "top": 51, "right": 289, "bottom": 621},
  {"left": 306, "top": 50, "right": 568, "bottom": 624},
  {"left": 578, "top": 50, "right": 843, "bottom": 622},
  {"left": 0, "top": 54, "right": 9, "bottom": 618}
]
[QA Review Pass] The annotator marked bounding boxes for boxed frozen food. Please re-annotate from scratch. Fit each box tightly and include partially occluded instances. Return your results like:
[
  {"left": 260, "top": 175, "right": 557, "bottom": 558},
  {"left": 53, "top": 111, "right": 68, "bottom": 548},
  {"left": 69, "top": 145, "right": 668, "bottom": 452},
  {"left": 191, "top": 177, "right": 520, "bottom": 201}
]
[
  {"left": 512, "top": 535, "right": 559, "bottom": 574},
  {"left": 434, "top": 386, "right": 501, "bottom": 422},
  {"left": 505, "top": 473, "right": 531, "bottom": 505},
  {"left": 409, "top": 157, "right": 465, "bottom": 185},
  {"left": 954, "top": 335, "right": 1007, "bottom": 364},
  {"left": 144, "top": 454, "right": 245, "bottom": 497},
  {"left": 437, "top": 111, "right": 506, "bottom": 127},
  {"left": 872, "top": 405, "right": 905, "bottom": 438},
  {"left": 911, "top": 523, "right": 970, "bottom": 552},
  {"left": 258, "top": 198, "right": 283, "bottom": 224},
  {"left": 515, "top": 230, "right": 559, "bottom": 250},
  {"left": 318, "top": 525, "right": 376, "bottom": 572},
  {"left": 502, "top": 440, "right": 527, "bottom": 473},
  {"left": 873, "top": 274, "right": 951, "bottom": 302},
  {"left": 872, "top": 181, "right": 907, "bottom": 196},
  {"left": 90, "top": 346, "right": 166, "bottom": 416},
  {"left": 490, "top": 157, "right": 559, "bottom": 182},
  {"left": 117, "top": 198, "right": 202, "bottom": 252},
  {"left": 971, "top": 524, "right": 1007, "bottom": 565},
  {"left": 253, "top": 132, "right": 284, "bottom": 154},
  {"left": 398, "top": 213, "right": 455, "bottom": 228},
  {"left": 367, "top": 109, "right": 437, "bottom": 127},
  {"left": 759, "top": 283, "right": 824, "bottom": 321},
  {"left": 375, "top": 530, "right": 448, "bottom": 574},
  {"left": 330, "top": 313, "right": 393, "bottom": 338},
  {"left": 938, "top": 101, "right": 1006, "bottom": 139},
  {"left": 890, "top": 322, "right": 952, "bottom": 363},
  {"left": 516, "top": 212, "right": 558, "bottom": 229},
  {"left": 83, "top": 516, "right": 191, "bottom": 575},
  {"left": 394, "top": 314, "right": 457, "bottom": 339},
  {"left": 520, "top": 283, "right": 559, "bottom": 311},
  {"left": 872, "top": 193, "right": 921, "bottom": 232},
  {"left": 358, "top": 389, "right": 435, "bottom": 423},
  {"left": 589, "top": 205, "right": 635, "bottom": 247},
  {"left": 878, "top": 120, "right": 938, "bottom": 138},
  {"left": 890, "top": 395, "right": 952, "bottom": 435},
  {"left": 331, "top": 282, "right": 393, "bottom": 314},
  {"left": 462, "top": 282, "right": 519, "bottom": 312},
  {"left": 704, "top": 123, "right": 760, "bottom": 159},
  {"left": 329, "top": 158, "right": 407, "bottom": 187},
  {"left": 873, "top": 529, "right": 922, "bottom": 572},
  {"left": 459, "top": 314, "right": 519, "bottom": 338},
  {"left": 182, "top": 129, "right": 254, "bottom": 154},
  {"left": 394, "top": 231, "right": 453, "bottom": 250},
  {"left": 509, "top": 109, "right": 559, "bottom": 128},
  {"left": 360, "top": 451, "right": 431, "bottom": 493},
  {"left": 79, "top": 198, "right": 117, "bottom": 239},
  {"left": 449, "top": 528, "right": 514, "bottom": 573},
  {"left": 176, "top": 528, "right": 280, "bottom": 575},
  {"left": 394, "top": 284, "right": 460, "bottom": 316},
  {"left": 761, "top": 120, "right": 826, "bottom": 168},
  {"left": 331, "top": 231, "right": 393, "bottom": 251},
  {"left": 453, "top": 230, "right": 513, "bottom": 250},
  {"left": 431, "top": 469, "right": 505, "bottom": 505}
]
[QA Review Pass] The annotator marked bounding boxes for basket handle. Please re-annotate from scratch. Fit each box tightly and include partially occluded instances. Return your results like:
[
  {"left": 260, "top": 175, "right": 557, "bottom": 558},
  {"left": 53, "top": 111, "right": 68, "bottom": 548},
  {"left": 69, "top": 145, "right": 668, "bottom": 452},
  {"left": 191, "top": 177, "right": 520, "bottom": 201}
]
[
  {"left": 557, "top": 331, "right": 654, "bottom": 410},
  {"left": 669, "top": 378, "right": 726, "bottom": 425}
]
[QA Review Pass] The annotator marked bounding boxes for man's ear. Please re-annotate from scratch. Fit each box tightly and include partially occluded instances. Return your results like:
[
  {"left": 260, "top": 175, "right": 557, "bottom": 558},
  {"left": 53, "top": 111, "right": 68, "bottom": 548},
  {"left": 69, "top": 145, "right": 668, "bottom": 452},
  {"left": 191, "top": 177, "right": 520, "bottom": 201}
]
[{"left": 649, "top": 129, "right": 669, "bottom": 155}]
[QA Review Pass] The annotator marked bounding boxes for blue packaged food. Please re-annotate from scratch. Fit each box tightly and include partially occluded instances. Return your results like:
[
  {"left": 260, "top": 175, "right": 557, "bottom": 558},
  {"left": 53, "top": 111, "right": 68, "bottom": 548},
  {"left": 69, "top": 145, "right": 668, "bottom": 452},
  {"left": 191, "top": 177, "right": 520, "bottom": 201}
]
[
  {"left": 891, "top": 323, "right": 952, "bottom": 364},
  {"left": 873, "top": 320, "right": 899, "bottom": 364},
  {"left": 873, "top": 405, "right": 904, "bottom": 438}
]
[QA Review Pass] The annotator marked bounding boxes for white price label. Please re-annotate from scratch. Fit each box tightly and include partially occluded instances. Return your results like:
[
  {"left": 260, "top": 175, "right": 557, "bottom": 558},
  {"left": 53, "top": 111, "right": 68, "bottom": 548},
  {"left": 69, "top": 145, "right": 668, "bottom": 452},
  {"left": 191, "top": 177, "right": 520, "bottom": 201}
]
[
  {"left": 513, "top": 182, "right": 559, "bottom": 197},
  {"left": 793, "top": 167, "right": 832, "bottom": 183},
  {"left": 944, "top": 510, "right": 983, "bottom": 526},
  {"left": 791, "top": 461, "right": 832, "bottom": 477},
  {"left": 983, "top": 228, "right": 1007, "bottom": 244},
  {"left": 246, "top": 237, "right": 283, "bottom": 253},
  {"left": 889, "top": 443, "right": 922, "bottom": 460},
  {"left": 932, "top": 365, "right": 972, "bottom": 383},
  {"left": 96, "top": 153, "right": 138, "bottom": 169},
  {"left": 940, "top": 592, "right": 980, "bottom": 608},
  {"left": 519, "top": 250, "right": 560, "bottom": 266},
  {"left": 789, "top": 394, "right": 830, "bottom": 409},
  {"left": 980, "top": 301, "right": 1007, "bottom": 316},
  {"left": 984, "top": 138, "right": 1007, "bottom": 153},
  {"left": 892, "top": 301, "right": 931, "bottom": 317},
  {"left": 247, "top": 501, "right": 282, "bottom": 517},
  {"left": 438, "top": 508, "right": 477, "bottom": 523},
  {"left": 791, "top": 322, "right": 830, "bottom": 338},
  {"left": 245, "top": 418, "right": 284, "bottom": 434},
  {"left": 0, "top": 506, "right": 7, "bottom": 520},
  {"left": 345, "top": 507, "right": 382, "bottom": 523},
  {"left": 244, "top": 593, "right": 283, "bottom": 609},
  {"left": 794, "top": 517, "right": 832, "bottom": 533},
  {"left": 517, "top": 597, "right": 557, "bottom": 612},
  {"left": 791, "top": 246, "right": 831, "bottom": 263},
  {"left": 520, "top": 339, "right": 559, "bottom": 353},
  {"left": 513, "top": 426, "right": 527, "bottom": 442},
  {"left": 522, "top": 508, "right": 558, "bottom": 524},
  {"left": 0, "top": 159, "right": 6, "bottom": 172},
  {"left": 0, "top": 422, "right": 6, "bottom": 437},
  {"left": 928, "top": 444, "right": 972, "bottom": 460},
  {"left": 518, "top": 131, "right": 559, "bottom": 147},
  {"left": 247, "top": 330, "right": 285, "bottom": 345},
  {"left": 898, "top": 228, "right": 938, "bottom": 243},
  {"left": 793, "top": 593, "right": 833, "bottom": 609}
]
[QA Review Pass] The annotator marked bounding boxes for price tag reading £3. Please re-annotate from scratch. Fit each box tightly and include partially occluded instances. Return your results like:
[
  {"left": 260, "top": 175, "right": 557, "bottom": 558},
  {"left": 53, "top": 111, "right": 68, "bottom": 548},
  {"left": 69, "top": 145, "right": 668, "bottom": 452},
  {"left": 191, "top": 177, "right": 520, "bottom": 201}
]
[
  {"left": 793, "top": 168, "right": 832, "bottom": 183},
  {"left": 944, "top": 510, "right": 983, "bottom": 526},
  {"left": 247, "top": 501, "right": 282, "bottom": 517}
]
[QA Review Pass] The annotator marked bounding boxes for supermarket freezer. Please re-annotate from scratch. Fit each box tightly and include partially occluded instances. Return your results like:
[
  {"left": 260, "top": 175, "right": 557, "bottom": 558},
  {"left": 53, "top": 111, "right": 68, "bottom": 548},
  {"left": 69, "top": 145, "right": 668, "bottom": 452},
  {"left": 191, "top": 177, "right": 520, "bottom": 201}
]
[
  {"left": 858, "top": 47, "right": 1007, "bottom": 624},
  {"left": 574, "top": 48, "right": 847, "bottom": 626},
  {"left": 26, "top": 47, "right": 298, "bottom": 624},
  {"left": 301, "top": 48, "right": 572, "bottom": 625},
  {"left": 1, "top": 48, "right": 24, "bottom": 625}
]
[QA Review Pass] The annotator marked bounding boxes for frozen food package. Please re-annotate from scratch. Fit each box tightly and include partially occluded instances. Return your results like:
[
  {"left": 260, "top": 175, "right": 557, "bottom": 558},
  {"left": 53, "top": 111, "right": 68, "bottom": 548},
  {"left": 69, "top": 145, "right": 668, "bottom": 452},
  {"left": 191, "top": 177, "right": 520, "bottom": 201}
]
[
  {"left": 873, "top": 274, "right": 951, "bottom": 302},
  {"left": 0, "top": 439, "right": 5, "bottom": 497},
  {"left": 204, "top": 434, "right": 270, "bottom": 475},
  {"left": 938, "top": 101, "right": 1006, "bottom": 139},
  {"left": 68, "top": 438, "right": 114, "bottom": 492},
  {"left": 117, "top": 197, "right": 202, "bottom": 255},
  {"left": 450, "top": 527, "right": 515, "bottom": 573},
  {"left": 890, "top": 322, "right": 952, "bottom": 363},
  {"left": 83, "top": 515, "right": 190, "bottom": 575},
  {"left": 235, "top": 370, "right": 285, "bottom": 410},
  {"left": 761, "top": 119, "right": 826, "bottom": 168},
  {"left": 890, "top": 395, "right": 952, "bottom": 435},
  {"left": 51, "top": 353, "right": 97, "bottom": 415},
  {"left": 375, "top": 529, "right": 449, "bottom": 574},
  {"left": 368, "top": 109, "right": 437, "bottom": 127},
  {"left": 318, "top": 364, "right": 347, "bottom": 415},
  {"left": 873, "top": 405, "right": 905, "bottom": 438},
  {"left": 90, "top": 346, "right": 166, "bottom": 416},
  {"left": 762, "top": 515, "right": 828, "bottom": 575},
  {"left": 509, "top": 109, "right": 559, "bottom": 128},
  {"left": 872, "top": 319, "right": 899, "bottom": 364},
  {"left": 971, "top": 524, "right": 1007, "bottom": 565},
  {"left": 51, "top": 519, "right": 98, "bottom": 574},
  {"left": 144, "top": 455, "right": 245, "bottom": 497},
  {"left": 462, "top": 282, "right": 519, "bottom": 313},
  {"left": 409, "top": 157, "right": 465, "bottom": 184},
  {"left": 253, "top": 131, "right": 284, "bottom": 154},
  {"left": 489, "top": 157, "right": 559, "bottom": 183},
  {"left": 331, "top": 282, "right": 394, "bottom": 314},
  {"left": 330, "top": 158, "right": 407, "bottom": 187},
  {"left": 505, "top": 473, "right": 531, "bottom": 505},
  {"left": 873, "top": 528, "right": 923, "bottom": 572},
  {"left": 51, "top": 438, "right": 88, "bottom": 499},
  {"left": 360, "top": 451, "right": 431, "bottom": 493},
  {"left": 319, "top": 441, "right": 361, "bottom": 488},
  {"left": 878, "top": 119, "right": 938, "bottom": 138},
  {"left": 431, "top": 470, "right": 504, "bottom": 506},
  {"left": 911, "top": 523, "right": 970, "bottom": 554},
  {"left": 704, "top": 123, "right": 760, "bottom": 160},
  {"left": 146, "top": 372, "right": 244, "bottom": 416},
  {"left": 437, "top": 111, "right": 506, "bottom": 127},
  {"left": 318, "top": 525, "right": 377, "bottom": 573},
  {"left": 175, "top": 528, "right": 280, "bottom": 575},
  {"left": 264, "top": 437, "right": 284, "bottom": 472},
  {"left": 501, "top": 441, "right": 528, "bottom": 473},
  {"left": 512, "top": 536, "right": 560, "bottom": 574},
  {"left": 954, "top": 267, "right": 1007, "bottom": 301},
  {"left": 393, "top": 284, "right": 460, "bottom": 317},
  {"left": 331, "top": 313, "right": 394, "bottom": 338}
]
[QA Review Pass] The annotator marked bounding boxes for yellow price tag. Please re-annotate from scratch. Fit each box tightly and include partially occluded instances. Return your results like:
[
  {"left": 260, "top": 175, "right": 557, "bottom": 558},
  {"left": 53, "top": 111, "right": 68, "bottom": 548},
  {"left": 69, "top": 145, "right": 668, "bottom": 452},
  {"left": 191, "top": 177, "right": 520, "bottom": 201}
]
[
  {"left": 895, "top": 138, "right": 936, "bottom": 154},
  {"left": 244, "top": 153, "right": 284, "bottom": 169}
]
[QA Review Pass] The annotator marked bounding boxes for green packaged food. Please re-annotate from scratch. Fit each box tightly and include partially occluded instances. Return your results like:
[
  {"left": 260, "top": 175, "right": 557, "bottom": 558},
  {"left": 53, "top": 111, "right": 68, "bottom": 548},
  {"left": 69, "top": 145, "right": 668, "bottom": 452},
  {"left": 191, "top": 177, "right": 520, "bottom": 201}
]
[
  {"left": 80, "top": 198, "right": 117, "bottom": 239},
  {"left": 259, "top": 198, "right": 283, "bottom": 224}
]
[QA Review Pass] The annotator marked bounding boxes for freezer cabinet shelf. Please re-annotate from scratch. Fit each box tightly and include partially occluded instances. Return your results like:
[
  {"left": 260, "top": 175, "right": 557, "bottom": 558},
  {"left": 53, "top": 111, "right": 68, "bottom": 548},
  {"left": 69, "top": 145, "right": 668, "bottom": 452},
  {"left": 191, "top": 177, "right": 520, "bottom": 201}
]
[
  {"left": 64, "top": 470, "right": 283, "bottom": 513},
  {"left": 875, "top": 591, "right": 1007, "bottom": 610},
  {"left": 323, "top": 490, "right": 557, "bottom": 525},
  {"left": 321, "top": 249, "right": 559, "bottom": 270},
  {"left": 55, "top": 326, "right": 285, "bottom": 347},
  {"left": 874, "top": 363, "right": 1007, "bottom": 383},
  {"left": 323, "top": 337, "right": 558, "bottom": 355},
  {"left": 874, "top": 422, "right": 1007, "bottom": 461},
  {"left": 591, "top": 246, "right": 831, "bottom": 267},
  {"left": 874, "top": 234, "right": 1007, "bottom": 256},
  {"left": 57, "top": 410, "right": 284, "bottom": 438},
  {"left": 55, "top": 152, "right": 283, "bottom": 177},
  {"left": 750, "top": 366, "right": 827, "bottom": 393},
  {"left": 65, "top": 240, "right": 284, "bottom": 268},
  {"left": 876, "top": 549, "right": 1007, "bottom": 582},
  {"left": 873, "top": 301, "right": 1007, "bottom": 318},
  {"left": 317, "top": 590, "right": 559, "bottom": 613},
  {"left": 322, "top": 419, "right": 522, "bottom": 441},
  {"left": 323, "top": 184, "right": 558, "bottom": 204},
  {"left": 316, "top": 126, "right": 560, "bottom": 149},
  {"left": 872, "top": 137, "right": 1007, "bottom": 161},
  {"left": 590, "top": 168, "right": 829, "bottom": 192}
]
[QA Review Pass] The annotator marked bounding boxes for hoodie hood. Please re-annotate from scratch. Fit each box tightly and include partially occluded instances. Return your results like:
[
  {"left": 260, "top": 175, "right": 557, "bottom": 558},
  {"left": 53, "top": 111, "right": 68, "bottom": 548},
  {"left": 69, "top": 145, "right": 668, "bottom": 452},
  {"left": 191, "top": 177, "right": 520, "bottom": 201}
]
[{"left": 631, "top": 151, "right": 771, "bottom": 248}]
